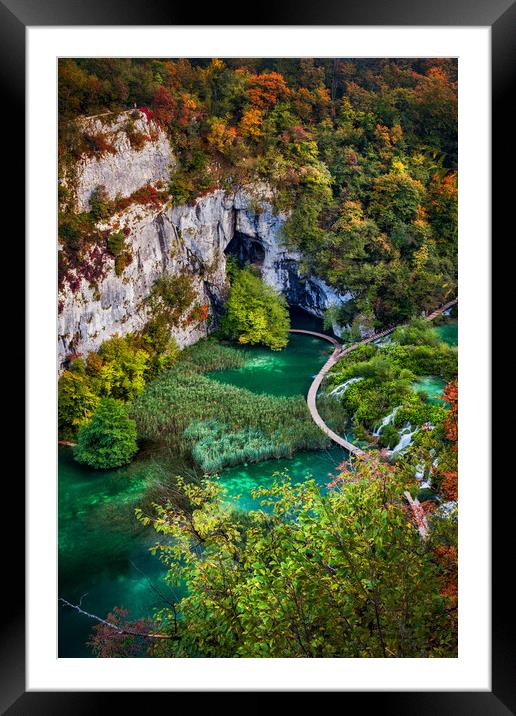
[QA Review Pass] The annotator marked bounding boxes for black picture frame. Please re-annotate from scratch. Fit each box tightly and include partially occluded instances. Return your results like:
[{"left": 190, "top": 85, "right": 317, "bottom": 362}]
[{"left": 6, "top": 0, "right": 508, "bottom": 710}]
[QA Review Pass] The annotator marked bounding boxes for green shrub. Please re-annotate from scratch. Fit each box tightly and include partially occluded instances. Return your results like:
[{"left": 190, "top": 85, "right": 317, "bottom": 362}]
[
  {"left": 379, "top": 423, "right": 400, "bottom": 449},
  {"left": 74, "top": 398, "right": 138, "bottom": 469},
  {"left": 89, "top": 185, "right": 113, "bottom": 221},
  {"left": 107, "top": 230, "right": 126, "bottom": 255}
]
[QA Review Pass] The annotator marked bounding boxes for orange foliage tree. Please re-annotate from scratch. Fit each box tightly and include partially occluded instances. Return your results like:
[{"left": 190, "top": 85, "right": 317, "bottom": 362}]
[
  {"left": 247, "top": 71, "right": 290, "bottom": 109},
  {"left": 239, "top": 108, "right": 264, "bottom": 141},
  {"left": 440, "top": 380, "right": 458, "bottom": 500}
]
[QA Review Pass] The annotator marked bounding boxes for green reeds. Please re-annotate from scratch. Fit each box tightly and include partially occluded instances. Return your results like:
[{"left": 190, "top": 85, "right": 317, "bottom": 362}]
[{"left": 131, "top": 365, "right": 329, "bottom": 470}]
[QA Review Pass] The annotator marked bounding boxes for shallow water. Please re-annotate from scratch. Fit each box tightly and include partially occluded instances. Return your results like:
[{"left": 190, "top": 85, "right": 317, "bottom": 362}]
[
  {"left": 208, "top": 331, "right": 333, "bottom": 397},
  {"left": 219, "top": 446, "right": 348, "bottom": 512},
  {"left": 435, "top": 318, "right": 458, "bottom": 347},
  {"left": 58, "top": 310, "right": 347, "bottom": 656},
  {"left": 412, "top": 376, "right": 447, "bottom": 404},
  {"left": 58, "top": 449, "right": 170, "bottom": 657}
]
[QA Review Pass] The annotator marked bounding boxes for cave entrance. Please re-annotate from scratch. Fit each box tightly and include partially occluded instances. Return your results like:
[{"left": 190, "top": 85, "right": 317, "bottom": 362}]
[{"left": 224, "top": 232, "right": 265, "bottom": 268}]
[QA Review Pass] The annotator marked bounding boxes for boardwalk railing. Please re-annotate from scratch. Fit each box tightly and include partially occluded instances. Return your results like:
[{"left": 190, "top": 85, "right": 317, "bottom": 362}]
[{"left": 289, "top": 298, "right": 457, "bottom": 456}]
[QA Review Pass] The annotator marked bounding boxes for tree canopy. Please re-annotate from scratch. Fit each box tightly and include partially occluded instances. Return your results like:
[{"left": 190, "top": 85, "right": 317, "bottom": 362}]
[
  {"left": 74, "top": 397, "right": 139, "bottom": 469},
  {"left": 59, "top": 58, "right": 457, "bottom": 328},
  {"left": 134, "top": 455, "right": 456, "bottom": 658},
  {"left": 221, "top": 267, "right": 290, "bottom": 350}
]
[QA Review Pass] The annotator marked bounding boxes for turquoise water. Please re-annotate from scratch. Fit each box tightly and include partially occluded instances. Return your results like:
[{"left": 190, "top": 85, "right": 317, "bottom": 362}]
[
  {"left": 59, "top": 312, "right": 347, "bottom": 656},
  {"left": 219, "top": 446, "right": 348, "bottom": 511},
  {"left": 409, "top": 316, "right": 457, "bottom": 403},
  {"left": 435, "top": 318, "right": 458, "bottom": 347},
  {"left": 412, "top": 376, "right": 447, "bottom": 404},
  {"left": 208, "top": 332, "right": 332, "bottom": 397},
  {"left": 58, "top": 449, "right": 172, "bottom": 657}
]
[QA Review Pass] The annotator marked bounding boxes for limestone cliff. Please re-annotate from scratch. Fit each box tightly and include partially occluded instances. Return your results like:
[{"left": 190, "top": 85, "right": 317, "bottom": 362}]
[
  {"left": 58, "top": 113, "right": 350, "bottom": 368},
  {"left": 72, "top": 111, "right": 175, "bottom": 212}
]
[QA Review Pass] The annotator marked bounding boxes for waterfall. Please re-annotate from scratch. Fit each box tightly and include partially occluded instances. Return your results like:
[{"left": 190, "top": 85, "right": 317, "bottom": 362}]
[
  {"left": 389, "top": 423, "right": 418, "bottom": 456},
  {"left": 329, "top": 376, "right": 363, "bottom": 397},
  {"left": 437, "top": 500, "right": 457, "bottom": 517},
  {"left": 415, "top": 461, "right": 425, "bottom": 480},
  {"left": 414, "top": 461, "right": 433, "bottom": 488},
  {"left": 372, "top": 405, "right": 401, "bottom": 436}
]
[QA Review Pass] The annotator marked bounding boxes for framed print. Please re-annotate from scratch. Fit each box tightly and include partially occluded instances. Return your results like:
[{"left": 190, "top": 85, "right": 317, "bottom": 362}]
[{"left": 7, "top": 0, "right": 509, "bottom": 709}]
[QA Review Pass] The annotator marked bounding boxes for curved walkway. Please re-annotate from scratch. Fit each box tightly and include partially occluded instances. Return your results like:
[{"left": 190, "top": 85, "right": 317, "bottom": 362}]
[
  {"left": 289, "top": 298, "right": 458, "bottom": 456},
  {"left": 288, "top": 328, "right": 340, "bottom": 347}
]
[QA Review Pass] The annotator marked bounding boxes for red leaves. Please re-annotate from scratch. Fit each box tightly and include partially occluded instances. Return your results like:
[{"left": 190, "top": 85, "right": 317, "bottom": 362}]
[
  {"left": 442, "top": 380, "right": 458, "bottom": 444},
  {"left": 114, "top": 183, "right": 168, "bottom": 212},
  {"left": 433, "top": 545, "right": 458, "bottom": 617},
  {"left": 151, "top": 86, "right": 176, "bottom": 126},
  {"left": 185, "top": 303, "right": 209, "bottom": 327},
  {"left": 87, "top": 607, "right": 154, "bottom": 658},
  {"left": 430, "top": 380, "right": 458, "bottom": 500},
  {"left": 82, "top": 132, "right": 117, "bottom": 157},
  {"left": 441, "top": 471, "right": 458, "bottom": 501},
  {"left": 139, "top": 106, "right": 154, "bottom": 122}
]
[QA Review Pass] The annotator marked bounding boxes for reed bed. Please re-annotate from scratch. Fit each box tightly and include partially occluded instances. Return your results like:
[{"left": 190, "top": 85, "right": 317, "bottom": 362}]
[
  {"left": 131, "top": 362, "right": 329, "bottom": 471},
  {"left": 178, "top": 339, "right": 247, "bottom": 373}
]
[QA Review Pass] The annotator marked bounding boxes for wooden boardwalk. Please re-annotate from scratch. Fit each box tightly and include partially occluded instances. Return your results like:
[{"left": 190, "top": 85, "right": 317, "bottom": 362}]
[{"left": 289, "top": 298, "right": 457, "bottom": 456}]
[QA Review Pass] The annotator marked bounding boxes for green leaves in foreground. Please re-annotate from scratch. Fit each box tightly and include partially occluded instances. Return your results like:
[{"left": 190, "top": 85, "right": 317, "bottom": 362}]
[
  {"left": 137, "top": 457, "right": 456, "bottom": 658},
  {"left": 74, "top": 397, "right": 138, "bottom": 469}
]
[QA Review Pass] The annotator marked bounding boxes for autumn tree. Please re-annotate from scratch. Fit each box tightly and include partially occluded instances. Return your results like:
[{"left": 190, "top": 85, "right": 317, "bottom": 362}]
[
  {"left": 152, "top": 85, "right": 175, "bottom": 126},
  {"left": 368, "top": 168, "right": 426, "bottom": 234},
  {"left": 239, "top": 108, "right": 264, "bottom": 141},
  {"left": 58, "top": 362, "right": 101, "bottom": 439},
  {"left": 247, "top": 71, "right": 290, "bottom": 109}
]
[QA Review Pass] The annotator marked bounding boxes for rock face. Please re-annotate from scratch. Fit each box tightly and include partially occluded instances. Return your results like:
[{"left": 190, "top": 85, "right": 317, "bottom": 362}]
[
  {"left": 58, "top": 115, "right": 350, "bottom": 368},
  {"left": 74, "top": 111, "right": 174, "bottom": 212}
]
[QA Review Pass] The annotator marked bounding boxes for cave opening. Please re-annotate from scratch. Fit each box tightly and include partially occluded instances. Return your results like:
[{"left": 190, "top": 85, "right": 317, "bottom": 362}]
[{"left": 224, "top": 232, "right": 265, "bottom": 268}]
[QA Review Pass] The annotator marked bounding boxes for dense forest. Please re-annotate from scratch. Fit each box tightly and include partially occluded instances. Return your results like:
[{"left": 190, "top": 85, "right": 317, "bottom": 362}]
[
  {"left": 58, "top": 58, "right": 458, "bottom": 660},
  {"left": 59, "top": 57, "right": 457, "bottom": 328}
]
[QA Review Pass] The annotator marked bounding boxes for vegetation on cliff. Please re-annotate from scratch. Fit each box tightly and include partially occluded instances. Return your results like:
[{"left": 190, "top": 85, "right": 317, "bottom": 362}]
[{"left": 58, "top": 58, "right": 457, "bottom": 328}]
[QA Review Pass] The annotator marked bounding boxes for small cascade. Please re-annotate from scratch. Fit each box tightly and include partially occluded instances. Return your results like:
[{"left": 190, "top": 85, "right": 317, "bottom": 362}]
[
  {"left": 389, "top": 423, "right": 418, "bottom": 456},
  {"left": 372, "top": 405, "right": 402, "bottom": 436},
  {"left": 414, "top": 461, "right": 433, "bottom": 488},
  {"left": 329, "top": 376, "right": 363, "bottom": 397},
  {"left": 415, "top": 461, "right": 425, "bottom": 480},
  {"left": 437, "top": 500, "right": 457, "bottom": 516}
]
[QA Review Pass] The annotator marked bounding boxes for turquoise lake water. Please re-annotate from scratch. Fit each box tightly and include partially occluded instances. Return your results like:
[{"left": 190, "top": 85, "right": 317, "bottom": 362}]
[
  {"left": 58, "top": 311, "right": 457, "bottom": 656},
  {"left": 58, "top": 310, "right": 346, "bottom": 656}
]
